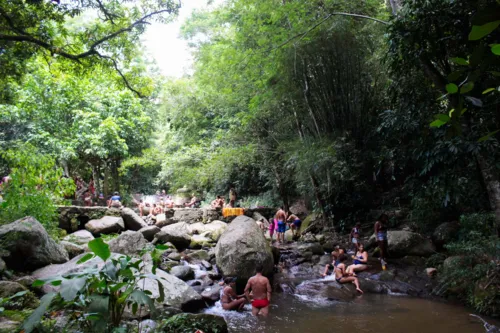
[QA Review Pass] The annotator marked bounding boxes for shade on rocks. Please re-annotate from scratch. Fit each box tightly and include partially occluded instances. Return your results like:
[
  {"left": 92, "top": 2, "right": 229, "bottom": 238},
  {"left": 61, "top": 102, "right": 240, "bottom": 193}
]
[
  {"left": 215, "top": 215, "right": 274, "bottom": 279},
  {"left": 85, "top": 216, "right": 125, "bottom": 235}
]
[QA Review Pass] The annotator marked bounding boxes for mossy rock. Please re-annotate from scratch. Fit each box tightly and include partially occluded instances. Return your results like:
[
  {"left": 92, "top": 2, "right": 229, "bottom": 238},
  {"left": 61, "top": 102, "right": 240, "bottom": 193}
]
[
  {"left": 1, "top": 309, "right": 33, "bottom": 322},
  {"left": 160, "top": 313, "right": 228, "bottom": 333},
  {"left": 472, "top": 278, "right": 500, "bottom": 316}
]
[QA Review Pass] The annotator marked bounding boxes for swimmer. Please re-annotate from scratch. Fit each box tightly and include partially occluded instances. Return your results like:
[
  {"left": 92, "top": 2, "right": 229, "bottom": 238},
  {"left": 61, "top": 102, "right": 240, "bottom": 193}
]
[
  {"left": 221, "top": 277, "right": 247, "bottom": 311},
  {"left": 244, "top": 265, "right": 272, "bottom": 317},
  {"left": 335, "top": 254, "right": 363, "bottom": 294}
]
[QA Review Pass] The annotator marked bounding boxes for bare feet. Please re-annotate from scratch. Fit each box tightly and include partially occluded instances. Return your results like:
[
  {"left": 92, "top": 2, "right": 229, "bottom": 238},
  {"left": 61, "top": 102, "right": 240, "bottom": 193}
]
[
  {"left": 321, "top": 273, "right": 326, "bottom": 278},
  {"left": 356, "top": 288, "right": 364, "bottom": 294}
]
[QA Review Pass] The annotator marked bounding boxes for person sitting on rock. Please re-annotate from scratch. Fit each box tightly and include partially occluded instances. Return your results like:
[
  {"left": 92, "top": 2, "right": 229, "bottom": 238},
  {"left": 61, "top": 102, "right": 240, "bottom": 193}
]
[
  {"left": 185, "top": 193, "right": 198, "bottom": 208},
  {"left": 346, "top": 243, "right": 369, "bottom": 275},
  {"left": 321, "top": 247, "right": 346, "bottom": 277},
  {"left": 334, "top": 254, "right": 363, "bottom": 294},
  {"left": 165, "top": 195, "right": 174, "bottom": 208},
  {"left": 108, "top": 191, "right": 122, "bottom": 208},
  {"left": 211, "top": 195, "right": 224, "bottom": 209},
  {"left": 149, "top": 203, "right": 162, "bottom": 217},
  {"left": 221, "top": 277, "right": 247, "bottom": 311}
]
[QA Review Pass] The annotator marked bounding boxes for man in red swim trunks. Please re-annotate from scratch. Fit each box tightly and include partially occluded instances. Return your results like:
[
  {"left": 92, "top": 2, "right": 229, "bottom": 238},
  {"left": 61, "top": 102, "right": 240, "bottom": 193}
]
[{"left": 244, "top": 264, "right": 272, "bottom": 317}]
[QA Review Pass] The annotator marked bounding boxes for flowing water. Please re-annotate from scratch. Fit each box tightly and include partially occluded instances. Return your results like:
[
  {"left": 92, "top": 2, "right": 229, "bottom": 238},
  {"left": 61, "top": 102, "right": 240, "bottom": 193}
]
[{"left": 204, "top": 292, "right": 499, "bottom": 333}]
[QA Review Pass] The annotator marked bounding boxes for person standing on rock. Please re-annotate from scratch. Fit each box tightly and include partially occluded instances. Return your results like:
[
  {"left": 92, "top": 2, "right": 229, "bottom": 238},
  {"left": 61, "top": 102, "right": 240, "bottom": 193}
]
[
  {"left": 221, "top": 277, "right": 247, "bottom": 311},
  {"left": 374, "top": 214, "right": 389, "bottom": 270},
  {"left": 245, "top": 265, "right": 272, "bottom": 317},
  {"left": 229, "top": 186, "right": 237, "bottom": 207},
  {"left": 275, "top": 208, "right": 287, "bottom": 244},
  {"left": 287, "top": 213, "right": 301, "bottom": 239}
]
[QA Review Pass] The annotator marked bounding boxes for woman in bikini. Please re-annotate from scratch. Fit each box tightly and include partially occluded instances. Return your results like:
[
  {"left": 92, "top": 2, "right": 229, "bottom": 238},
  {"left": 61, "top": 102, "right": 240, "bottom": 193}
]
[
  {"left": 221, "top": 277, "right": 247, "bottom": 311},
  {"left": 374, "top": 214, "right": 389, "bottom": 268},
  {"left": 334, "top": 254, "right": 363, "bottom": 294},
  {"left": 346, "top": 243, "right": 369, "bottom": 275}
]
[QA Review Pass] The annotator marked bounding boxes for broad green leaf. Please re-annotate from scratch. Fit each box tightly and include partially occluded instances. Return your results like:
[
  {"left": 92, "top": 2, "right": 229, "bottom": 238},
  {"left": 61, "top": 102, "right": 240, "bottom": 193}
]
[
  {"left": 447, "top": 70, "right": 463, "bottom": 82},
  {"left": 103, "top": 261, "right": 118, "bottom": 280},
  {"left": 9, "top": 291, "right": 28, "bottom": 299},
  {"left": 483, "top": 88, "right": 496, "bottom": 94},
  {"left": 60, "top": 277, "right": 87, "bottom": 301},
  {"left": 129, "top": 290, "right": 157, "bottom": 318},
  {"left": 32, "top": 279, "right": 47, "bottom": 287},
  {"left": 157, "top": 280, "right": 165, "bottom": 303},
  {"left": 430, "top": 119, "right": 447, "bottom": 128},
  {"left": 450, "top": 57, "right": 468, "bottom": 66},
  {"left": 478, "top": 130, "right": 500, "bottom": 142},
  {"left": 155, "top": 244, "right": 170, "bottom": 250},
  {"left": 460, "top": 82, "right": 474, "bottom": 94},
  {"left": 22, "top": 293, "right": 57, "bottom": 333},
  {"left": 88, "top": 238, "right": 111, "bottom": 261},
  {"left": 492, "top": 44, "right": 500, "bottom": 55},
  {"left": 87, "top": 295, "right": 109, "bottom": 332},
  {"left": 435, "top": 114, "right": 450, "bottom": 122},
  {"left": 469, "top": 20, "right": 500, "bottom": 40},
  {"left": 77, "top": 253, "right": 95, "bottom": 264},
  {"left": 446, "top": 83, "right": 458, "bottom": 94}
]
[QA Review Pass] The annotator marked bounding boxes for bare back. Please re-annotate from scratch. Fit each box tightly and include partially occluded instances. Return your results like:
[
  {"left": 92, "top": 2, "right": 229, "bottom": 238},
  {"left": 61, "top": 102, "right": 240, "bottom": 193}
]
[{"left": 245, "top": 274, "right": 271, "bottom": 301}]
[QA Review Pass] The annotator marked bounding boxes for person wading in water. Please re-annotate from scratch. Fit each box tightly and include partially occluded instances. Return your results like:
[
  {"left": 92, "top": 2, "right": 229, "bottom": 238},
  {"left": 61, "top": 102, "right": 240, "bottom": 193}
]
[
  {"left": 244, "top": 265, "right": 272, "bottom": 317},
  {"left": 275, "top": 207, "right": 287, "bottom": 244}
]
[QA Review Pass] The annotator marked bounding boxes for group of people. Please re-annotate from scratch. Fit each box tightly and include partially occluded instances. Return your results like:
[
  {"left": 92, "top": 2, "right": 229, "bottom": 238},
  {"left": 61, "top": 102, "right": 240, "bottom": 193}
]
[
  {"left": 220, "top": 265, "right": 272, "bottom": 317},
  {"left": 267, "top": 207, "right": 302, "bottom": 244},
  {"left": 210, "top": 187, "right": 238, "bottom": 209}
]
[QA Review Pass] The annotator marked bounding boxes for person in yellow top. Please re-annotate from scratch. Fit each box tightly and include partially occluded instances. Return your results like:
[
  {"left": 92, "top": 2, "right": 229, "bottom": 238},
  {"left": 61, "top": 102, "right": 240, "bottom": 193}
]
[{"left": 229, "top": 186, "right": 237, "bottom": 207}]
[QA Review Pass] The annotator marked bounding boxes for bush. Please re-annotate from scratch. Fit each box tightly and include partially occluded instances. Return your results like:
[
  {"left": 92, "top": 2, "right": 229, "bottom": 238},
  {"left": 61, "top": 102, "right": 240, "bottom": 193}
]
[
  {"left": 436, "top": 213, "right": 500, "bottom": 316},
  {"left": 0, "top": 144, "right": 74, "bottom": 237}
]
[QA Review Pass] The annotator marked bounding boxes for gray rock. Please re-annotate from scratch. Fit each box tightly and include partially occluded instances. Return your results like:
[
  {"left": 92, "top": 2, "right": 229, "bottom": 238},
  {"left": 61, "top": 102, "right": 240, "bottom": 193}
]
[
  {"left": 0, "top": 258, "right": 5, "bottom": 273},
  {"left": 298, "top": 242, "right": 324, "bottom": 255},
  {"left": 108, "top": 231, "right": 151, "bottom": 256},
  {"left": 189, "top": 221, "right": 228, "bottom": 242},
  {"left": 15, "top": 276, "right": 36, "bottom": 289},
  {"left": 60, "top": 241, "right": 85, "bottom": 259},
  {"left": 167, "top": 252, "right": 182, "bottom": 261},
  {"left": 0, "top": 281, "right": 26, "bottom": 298},
  {"left": 153, "top": 222, "right": 191, "bottom": 251},
  {"left": 367, "top": 230, "right": 436, "bottom": 257},
  {"left": 121, "top": 207, "right": 147, "bottom": 231},
  {"left": 201, "top": 260, "right": 212, "bottom": 270},
  {"left": 215, "top": 215, "right": 274, "bottom": 279},
  {"left": 190, "top": 233, "right": 213, "bottom": 249},
  {"left": 0, "top": 319, "right": 20, "bottom": 333},
  {"left": 160, "top": 261, "right": 180, "bottom": 272},
  {"left": 0, "top": 281, "right": 39, "bottom": 309},
  {"left": 203, "top": 209, "right": 221, "bottom": 222},
  {"left": 0, "top": 216, "right": 69, "bottom": 271},
  {"left": 85, "top": 216, "right": 124, "bottom": 235},
  {"left": 161, "top": 313, "right": 228, "bottom": 333},
  {"left": 201, "top": 284, "right": 222, "bottom": 302},
  {"left": 173, "top": 209, "right": 203, "bottom": 223},
  {"left": 63, "top": 229, "right": 94, "bottom": 245},
  {"left": 170, "top": 266, "right": 195, "bottom": 281},
  {"left": 139, "top": 226, "right": 161, "bottom": 242}
]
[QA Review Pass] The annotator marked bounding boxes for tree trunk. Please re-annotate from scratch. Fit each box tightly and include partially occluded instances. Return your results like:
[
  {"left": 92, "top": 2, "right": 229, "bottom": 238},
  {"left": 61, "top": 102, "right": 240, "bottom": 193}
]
[
  {"left": 476, "top": 153, "right": 500, "bottom": 235},
  {"left": 111, "top": 159, "right": 121, "bottom": 193},
  {"left": 92, "top": 164, "right": 101, "bottom": 197}
]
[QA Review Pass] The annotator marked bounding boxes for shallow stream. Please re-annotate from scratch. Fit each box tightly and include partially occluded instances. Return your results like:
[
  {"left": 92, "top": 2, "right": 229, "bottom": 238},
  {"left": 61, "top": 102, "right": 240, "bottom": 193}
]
[{"left": 205, "top": 291, "right": 499, "bottom": 333}]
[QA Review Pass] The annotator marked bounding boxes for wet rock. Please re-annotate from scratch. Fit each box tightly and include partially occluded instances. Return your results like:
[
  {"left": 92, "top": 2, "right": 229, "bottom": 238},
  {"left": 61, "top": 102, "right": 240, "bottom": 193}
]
[
  {"left": 208, "top": 272, "right": 222, "bottom": 280},
  {"left": 167, "top": 252, "right": 182, "bottom": 261},
  {"left": 121, "top": 207, "right": 148, "bottom": 231},
  {"left": 298, "top": 242, "right": 324, "bottom": 255},
  {"left": 189, "top": 250, "right": 209, "bottom": 261},
  {"left": 170, "top": 266, "right": 195, "bottom": 281},
  {"left": 63, "top": 229, "right": 94, "bottom": 245},
  {"left": 187, "top": 280, "right": 202, "bottom": 287},
  {"left": 60, "top": 241, "right": 85, "bottom": 259},
  {"left": 139, "top": 225, "right": 161, "bottom": 241},
  {"left": 432, "top": 221, "right": 460, "bottom": 249},
  {"left": 300, "top": 233, "right": 316, "bottom": 243},
  {"left": 108, "top": 231, "right": 151, "bottom": 256},
  {"left": 379, "top": 270, "right": 396, "bottom": 281},
  {"left": 0, "top": 216, "right": 69, "bottom": 271},
  {"left": 215, "top": 215, "right": 274, "bottom": 279},
  {"left": 201, "top": 284, "right": 222, "bottom": 302},
  {"left": 201, "top": 260, "right": 212, "bottom": 270},
  {"left": 85, "top": 216, "right": 124, "bottom": 235},
  {"left": 295, "top": 280, "right": 355, "bottom": 302},
  {"left": 160, "top": 313, "right": 228, "bottom": 333},
  {"left": 319, "top": 254, "right": 332, "bottom": 265},
  {"left": 153, "top": 222, "right": 191, "bottom": 251}
]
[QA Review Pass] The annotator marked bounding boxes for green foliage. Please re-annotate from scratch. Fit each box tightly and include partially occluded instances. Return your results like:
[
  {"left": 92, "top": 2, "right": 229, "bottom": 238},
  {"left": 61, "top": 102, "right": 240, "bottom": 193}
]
[
  {"left": 24, "top": 239, "right": 165, "bottom": 332},
  {"left": 436, "top": 213, "right": 500, "bottom": 316},
  {"left": 0, "top": 144, "right": 74, "bottom": 236}
]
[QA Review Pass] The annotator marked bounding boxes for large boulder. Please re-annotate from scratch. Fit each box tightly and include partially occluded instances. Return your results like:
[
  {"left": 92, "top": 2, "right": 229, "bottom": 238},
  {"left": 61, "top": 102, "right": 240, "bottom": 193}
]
[
  {"left": 189, "top": 221, "right": 227, "bottom": 242},
  {"left": 215, "top": 215, "right": 274, "bottom": 279},
  {"left": 57, "top": 205, "right": 121, "bottom": 232},
  {"left": 0, "top": 281, "right": 39, "bottom": 309},
  {"left": 63, "top": 229, "right": 95, "bottom": 245},
  {"left": 85, "top": 216, "right": 125, "bottom": 235},
  {"left": 108, "top": 231, "right": 151, "bottom": 256},
  {"left": 153, "top": 222, "right": 191, "bottom": 251},
  {"left": 121, "top": 208, "right": 147, "bottom": 231},
  {"left": 139, "top": 226, "right": 161, "bottom": 242},
  {"left": 432, "top": 221, "right": 460, "bottom": 249},
  {"left": 0, "top": 216, "right": 69, "bottom": 271},
  {"left": 368, "top": 230, "right": 436, "bottom": 257},
  {"left": 173, "top": 209, "right": 203, "bottom": 223},
  {"left": 160, "top": 313, "right": 228, "bottom": 333}
]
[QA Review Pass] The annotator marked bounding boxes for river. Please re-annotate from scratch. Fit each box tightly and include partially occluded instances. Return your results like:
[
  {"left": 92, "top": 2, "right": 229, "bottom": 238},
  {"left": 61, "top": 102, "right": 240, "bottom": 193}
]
[{"left": 205, "top": 292, "right": 498, "bottom": 333}]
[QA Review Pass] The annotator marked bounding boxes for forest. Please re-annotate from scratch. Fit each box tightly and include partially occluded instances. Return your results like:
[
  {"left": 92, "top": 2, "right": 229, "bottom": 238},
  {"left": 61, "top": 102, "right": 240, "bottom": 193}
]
[{"left": 0, "top": 0, "right": 499, "bottom": 328}]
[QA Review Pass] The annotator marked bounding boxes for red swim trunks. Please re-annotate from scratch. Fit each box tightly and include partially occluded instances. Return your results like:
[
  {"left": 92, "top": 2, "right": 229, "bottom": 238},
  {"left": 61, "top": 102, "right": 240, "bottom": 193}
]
[{"left": 252, "top": 298, "right": 270, "bottom": 309}]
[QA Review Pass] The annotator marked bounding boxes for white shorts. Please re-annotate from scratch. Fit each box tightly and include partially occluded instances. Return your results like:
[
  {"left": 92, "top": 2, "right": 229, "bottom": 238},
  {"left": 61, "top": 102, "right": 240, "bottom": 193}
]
[{"left": 352, "top": 238, "right": 358, "bottom": 244}]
